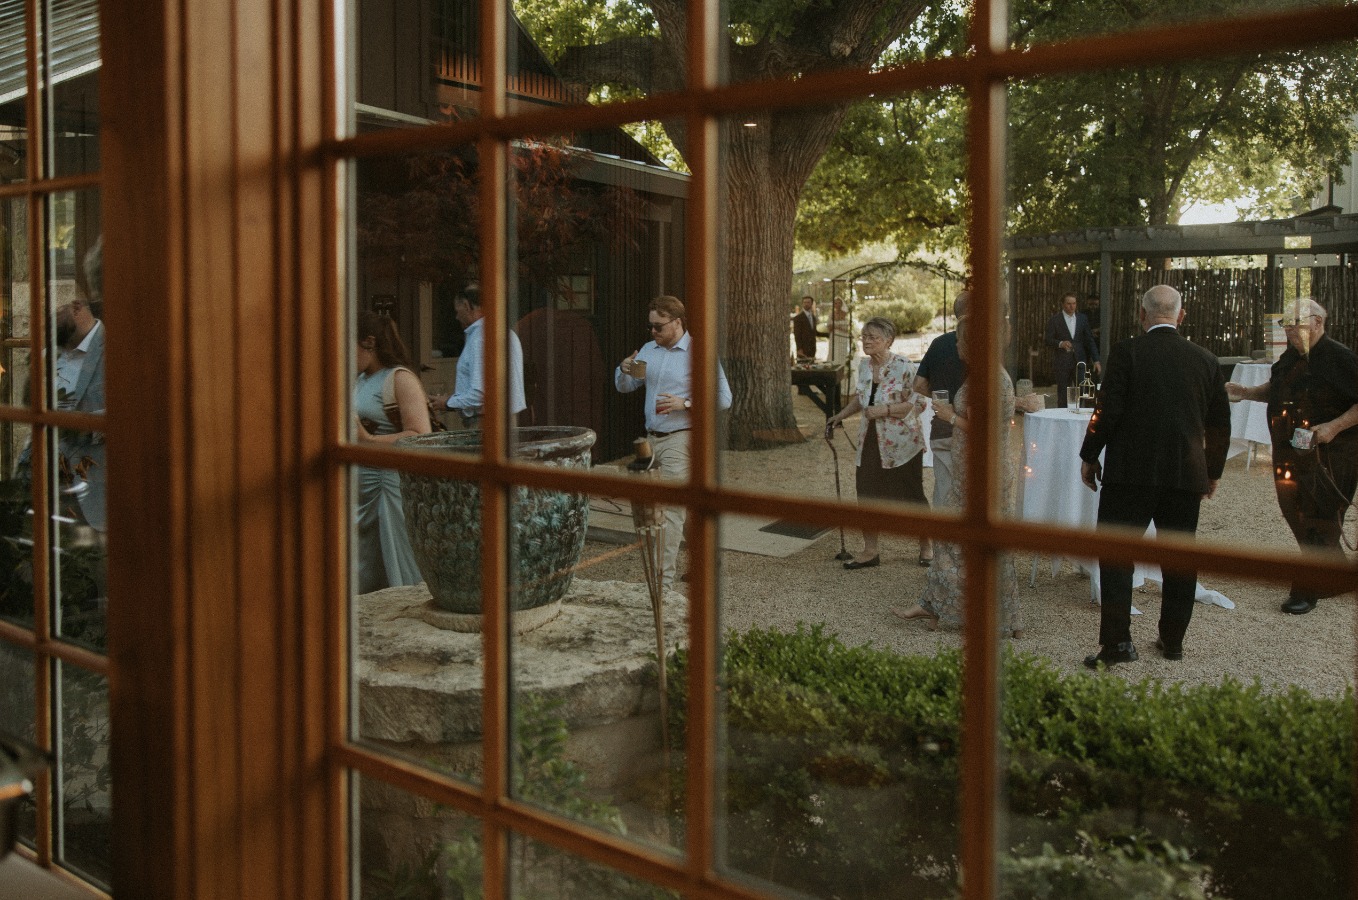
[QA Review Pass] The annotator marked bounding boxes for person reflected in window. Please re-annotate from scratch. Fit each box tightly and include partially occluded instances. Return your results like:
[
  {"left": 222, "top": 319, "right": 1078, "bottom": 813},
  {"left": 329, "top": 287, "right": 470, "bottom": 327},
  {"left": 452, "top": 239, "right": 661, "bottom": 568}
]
[
  {"left": 1226, "top": 297, "right": 1358, "bottom": 615},
  {"left": 615, "top": 295, "right": 732, "bottom": 592},
  {"left": 354, "top": 311, "right": 431, "bottom": 594},
  {"left": 825, "top": 317, "right": 930, "bottom": 569},
  {"left": 53, "top": 243, "right": 107, "bottom": 533},
  {"left": 429, "top": 283, "right": 527, "bottom": 428},
  {"left": 895, "top": 316, "right": 1022, "bottom": 636}
]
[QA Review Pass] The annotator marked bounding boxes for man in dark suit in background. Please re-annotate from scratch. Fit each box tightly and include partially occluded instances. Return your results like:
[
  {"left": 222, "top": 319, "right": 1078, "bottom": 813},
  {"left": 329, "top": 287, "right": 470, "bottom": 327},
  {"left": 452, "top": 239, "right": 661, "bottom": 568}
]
[
  {"left": 792, "top": 295, "right": 818, "bottom": 360},
  {"left": 1046, "top": 291, "right": 1100, "bottom": 407},
  {"left": 1079, "top": 285, "right": 1230, "bottom": 667}
]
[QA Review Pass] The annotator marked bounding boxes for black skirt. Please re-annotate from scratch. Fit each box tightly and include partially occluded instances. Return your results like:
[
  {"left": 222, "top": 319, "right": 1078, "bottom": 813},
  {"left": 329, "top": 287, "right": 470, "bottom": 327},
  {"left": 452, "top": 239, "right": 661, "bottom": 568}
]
[{"left": 856, "top": 420, "right": 926, "bottom": 504}]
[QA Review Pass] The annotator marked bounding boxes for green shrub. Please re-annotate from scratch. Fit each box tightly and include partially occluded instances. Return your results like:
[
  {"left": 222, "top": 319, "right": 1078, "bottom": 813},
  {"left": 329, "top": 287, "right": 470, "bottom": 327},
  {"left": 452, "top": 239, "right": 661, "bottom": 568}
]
[
  {"left": 857, "top": 294, "right": 936, "bottom": 334},
  {"left": 667, "top": 625, "right": 1354, "bottom": 900}
]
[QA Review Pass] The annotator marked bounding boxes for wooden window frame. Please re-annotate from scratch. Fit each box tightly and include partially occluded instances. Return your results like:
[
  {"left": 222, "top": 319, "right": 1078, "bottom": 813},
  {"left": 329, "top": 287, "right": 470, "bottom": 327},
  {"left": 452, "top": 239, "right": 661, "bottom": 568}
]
[{"left": 92, "top": 1, "right": 1358, "bottom": 899}]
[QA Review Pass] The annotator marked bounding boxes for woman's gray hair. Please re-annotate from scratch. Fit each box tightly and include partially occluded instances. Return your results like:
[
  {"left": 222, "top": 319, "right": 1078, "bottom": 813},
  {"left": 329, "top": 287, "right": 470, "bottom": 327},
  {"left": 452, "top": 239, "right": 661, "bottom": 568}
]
[{"left": 863, "top": 316, "right": 896, "bottom": 343}]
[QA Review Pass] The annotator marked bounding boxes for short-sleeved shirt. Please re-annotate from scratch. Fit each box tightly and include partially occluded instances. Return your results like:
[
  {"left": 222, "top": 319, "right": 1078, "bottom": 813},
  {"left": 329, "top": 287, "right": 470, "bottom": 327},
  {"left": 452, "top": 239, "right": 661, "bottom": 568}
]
[
  {"left": 1268, "top": 334, "right": 1358, "bottom": 447},
  {"left": 915, "top": 330, "right": 966, "bottom": 442}
]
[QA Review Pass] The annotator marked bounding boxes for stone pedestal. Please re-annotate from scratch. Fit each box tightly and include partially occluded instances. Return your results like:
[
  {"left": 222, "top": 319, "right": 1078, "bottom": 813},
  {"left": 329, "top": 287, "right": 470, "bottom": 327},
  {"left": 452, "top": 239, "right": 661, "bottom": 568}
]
[{"left": 356, "top": 577, "right": 687, "bottom": 867}]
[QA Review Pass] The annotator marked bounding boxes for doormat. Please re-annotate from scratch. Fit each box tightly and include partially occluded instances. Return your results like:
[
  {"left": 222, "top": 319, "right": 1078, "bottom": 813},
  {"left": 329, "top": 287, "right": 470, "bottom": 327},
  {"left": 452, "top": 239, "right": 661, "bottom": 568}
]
[{"left": 758, "top": 520, "right": 831, "bottom": 541}]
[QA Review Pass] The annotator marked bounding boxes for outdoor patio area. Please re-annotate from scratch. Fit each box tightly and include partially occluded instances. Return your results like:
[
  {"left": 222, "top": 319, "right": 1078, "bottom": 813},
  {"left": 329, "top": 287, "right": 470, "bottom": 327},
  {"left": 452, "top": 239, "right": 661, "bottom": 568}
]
[{"left": 577, "top": 381, "right": 1358, "bottom": 698}]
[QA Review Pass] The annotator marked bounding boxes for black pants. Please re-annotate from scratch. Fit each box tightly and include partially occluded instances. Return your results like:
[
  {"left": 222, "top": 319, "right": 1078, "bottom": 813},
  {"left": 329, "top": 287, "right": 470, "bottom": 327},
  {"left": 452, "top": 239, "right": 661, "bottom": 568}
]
[
  {"left": 1096, "top": 484, "right": 1203, "bottom": 648},
  {"left": 1053, "top": 357, "right": 1076, "bottom": 407},
  {"left": 1273, "top": 439, "right": 1358, "bottom": 603}
]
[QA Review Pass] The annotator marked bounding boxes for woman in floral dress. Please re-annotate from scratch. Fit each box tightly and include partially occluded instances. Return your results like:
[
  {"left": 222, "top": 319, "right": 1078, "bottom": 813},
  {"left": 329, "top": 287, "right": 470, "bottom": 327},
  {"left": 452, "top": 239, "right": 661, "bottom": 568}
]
[{"left": 826, "top": 316, "right": 930, "bottom": 569}]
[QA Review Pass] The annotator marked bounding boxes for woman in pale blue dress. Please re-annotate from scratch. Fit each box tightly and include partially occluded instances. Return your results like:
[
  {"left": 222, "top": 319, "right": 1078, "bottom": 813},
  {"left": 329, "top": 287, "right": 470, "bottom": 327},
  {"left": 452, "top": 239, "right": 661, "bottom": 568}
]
[{"left": 354, "top": 312, "right": 431, "bottom": 593}]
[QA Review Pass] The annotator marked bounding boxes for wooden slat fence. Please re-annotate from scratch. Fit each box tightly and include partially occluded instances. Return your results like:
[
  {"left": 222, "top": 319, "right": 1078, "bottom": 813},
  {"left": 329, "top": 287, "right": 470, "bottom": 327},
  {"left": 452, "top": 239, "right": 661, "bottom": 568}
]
[{"left": 1011, "top": 261, "right": 1357, "bottom": 385}]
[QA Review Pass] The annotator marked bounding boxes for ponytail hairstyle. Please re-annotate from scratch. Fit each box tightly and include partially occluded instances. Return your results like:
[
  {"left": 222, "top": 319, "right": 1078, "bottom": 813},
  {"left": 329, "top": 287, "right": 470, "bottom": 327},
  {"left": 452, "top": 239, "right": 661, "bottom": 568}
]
[{"left": 357, "top": 311, "right": 414, "bottom": 371}]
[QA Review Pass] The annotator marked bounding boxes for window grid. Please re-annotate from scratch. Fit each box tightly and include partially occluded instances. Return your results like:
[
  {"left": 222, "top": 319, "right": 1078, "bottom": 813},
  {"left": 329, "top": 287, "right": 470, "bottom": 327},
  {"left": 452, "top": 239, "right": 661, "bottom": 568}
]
[
  {"left": 328, "top": 4, "right": 1358, "bottom": 900},
  {"left": 0, "top": 0, "right": 107, "bottom": 885}
]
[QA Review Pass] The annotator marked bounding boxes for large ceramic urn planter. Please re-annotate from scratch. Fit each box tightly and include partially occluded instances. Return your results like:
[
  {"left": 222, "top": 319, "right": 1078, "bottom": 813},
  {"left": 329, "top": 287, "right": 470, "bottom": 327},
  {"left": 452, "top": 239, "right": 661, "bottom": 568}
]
[{"left": 397, "top": 427, "right": 595, "bottom": 626}]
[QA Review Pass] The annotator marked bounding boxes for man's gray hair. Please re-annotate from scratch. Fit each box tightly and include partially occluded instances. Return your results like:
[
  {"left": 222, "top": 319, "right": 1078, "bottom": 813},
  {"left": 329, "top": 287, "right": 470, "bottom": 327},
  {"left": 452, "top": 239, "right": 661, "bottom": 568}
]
[
  {"left": 1141, "top": 284, "right": 1181, "bottom": 318},
  {"left": 1286, "top": 297, "right": 1327, "bottom": 321}
]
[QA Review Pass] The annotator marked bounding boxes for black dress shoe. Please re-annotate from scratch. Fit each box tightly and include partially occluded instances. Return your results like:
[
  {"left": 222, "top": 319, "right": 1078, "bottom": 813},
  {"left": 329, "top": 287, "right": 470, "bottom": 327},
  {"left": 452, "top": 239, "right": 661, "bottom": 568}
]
[
  {"left": 1281, "top": 597, "right": 1317, "bottom": 615},
  {"left": 1083, "top": 642, "right": 1138, "bottom": 669},
  {"left": 843, "top": 555, "right": 880, "bottom": 570},
  {"left": 1155, "top": 638, "right": 1183, "bottom": 661}
]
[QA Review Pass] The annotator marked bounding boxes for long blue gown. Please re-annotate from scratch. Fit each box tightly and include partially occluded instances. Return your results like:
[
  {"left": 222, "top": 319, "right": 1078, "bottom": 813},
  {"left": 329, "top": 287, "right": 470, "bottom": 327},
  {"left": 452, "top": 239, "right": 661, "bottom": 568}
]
[{"left": 354, "top": 367, "right": 424, "bottom": 593}]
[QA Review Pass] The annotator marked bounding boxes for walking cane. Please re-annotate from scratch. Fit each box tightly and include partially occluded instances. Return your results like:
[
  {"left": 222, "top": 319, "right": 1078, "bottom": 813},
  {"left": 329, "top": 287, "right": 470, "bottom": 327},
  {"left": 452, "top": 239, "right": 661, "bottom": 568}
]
[{"left": 824, "top": 422, "right": 854, "bottom": 560}]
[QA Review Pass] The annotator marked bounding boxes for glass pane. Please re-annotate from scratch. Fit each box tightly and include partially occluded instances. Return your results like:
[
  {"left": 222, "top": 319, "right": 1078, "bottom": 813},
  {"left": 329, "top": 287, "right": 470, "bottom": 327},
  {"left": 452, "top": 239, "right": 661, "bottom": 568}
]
[
  {"left": 513, "top": 0, "right": 662, "bottom": 108},
  {"left": 1001, "top": 567, "right": 1353, "bottom": 900},
  {"left": 0, "top": 2, "right": 29, "bottom": 181},
  {"left": 353, "top": 0, "right": 480, "bottom": 133},
  {"left": 355, "top": 773, "right": 484, "bottom": 900},
  {"left": 0, "top": 194, "right": 32, "bottom": 410},
  {"left": 350, "top": 461, "right": 484, "bottom": 785},
  {"left": 56, "top": 662, "right": 109, "bottom": 888},
  {"left": 1011, "top": 0, "right": 1347, "bottom": 46},
  {"left": 507, "top": 487, "right": 685, "bottom": 850},
  {"left": 716, "top": 530, "right": 963, "bottom": 897},
  {"left": 1004, "top": 51, "right": 1358, "bottom": 565},
  {"left": 51, "top": 427, "right": 104, "bottom": 651},
  {"left": 0, "top": 448, "right": 33, "bottom": 629},
  {"left": 508, "top": 831, "right": 676, "bottom": 899},
  {"left": 43, "top": 0, "right": 100, "bottom": 178},
  {"left": 47, "top": 192, "right": 102, "bottom": 407},
  {"left": 351, "top": 148, "right": 475, "bottom": 452},
  {"left": 0, "top": 641, "right": 36, "bottom": 848}
]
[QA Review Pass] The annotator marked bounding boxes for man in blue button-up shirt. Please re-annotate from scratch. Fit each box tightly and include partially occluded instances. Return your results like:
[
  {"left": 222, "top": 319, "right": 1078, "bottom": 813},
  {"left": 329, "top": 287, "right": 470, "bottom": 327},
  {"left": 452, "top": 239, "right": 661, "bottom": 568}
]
[{"left": 615, "top": 295, "right": 732, "bottom": 590}]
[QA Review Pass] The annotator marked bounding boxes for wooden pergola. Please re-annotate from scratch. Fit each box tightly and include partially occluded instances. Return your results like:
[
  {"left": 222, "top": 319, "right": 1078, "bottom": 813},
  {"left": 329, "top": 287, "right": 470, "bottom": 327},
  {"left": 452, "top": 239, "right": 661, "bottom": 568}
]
[{"left": 1007, "top": 212, "right": 1358, "bottom": 384}]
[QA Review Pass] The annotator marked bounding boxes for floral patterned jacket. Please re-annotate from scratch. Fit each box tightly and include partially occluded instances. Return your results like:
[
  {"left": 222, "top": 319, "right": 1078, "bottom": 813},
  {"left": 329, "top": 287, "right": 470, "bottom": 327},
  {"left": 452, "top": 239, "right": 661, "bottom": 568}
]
[{"left": 853, "top": 352, "right": 925, "bottom": 468}]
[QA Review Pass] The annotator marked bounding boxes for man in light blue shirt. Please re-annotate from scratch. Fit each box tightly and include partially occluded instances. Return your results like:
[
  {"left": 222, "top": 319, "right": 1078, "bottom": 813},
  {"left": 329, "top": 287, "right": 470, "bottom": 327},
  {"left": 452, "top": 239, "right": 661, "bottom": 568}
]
[
  {"left": 431, "top": 284, "right": 527, "bottom": 427},
  {"left": 615, "top": 295, "right": 732, "bottom": 591}
]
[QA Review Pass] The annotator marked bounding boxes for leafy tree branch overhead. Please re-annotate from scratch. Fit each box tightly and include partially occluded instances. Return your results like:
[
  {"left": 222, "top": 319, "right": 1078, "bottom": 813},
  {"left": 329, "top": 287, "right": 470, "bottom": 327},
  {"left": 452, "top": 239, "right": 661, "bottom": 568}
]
[{"left": 519, "top": 0, "right": 931, "bottom": 450}]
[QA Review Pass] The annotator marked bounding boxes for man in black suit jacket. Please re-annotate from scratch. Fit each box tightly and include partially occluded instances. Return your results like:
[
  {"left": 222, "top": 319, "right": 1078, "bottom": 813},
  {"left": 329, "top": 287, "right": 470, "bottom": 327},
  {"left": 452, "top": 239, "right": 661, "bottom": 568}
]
[
  {"left": 792, "top": 296, "right": 818, "bottom": 360},
  {"left": 1079, "top": 285, "right": 1230, "bottom": 667},
  {"left": 1046, "top": 292, "right": 1100, "bottom": 407}
]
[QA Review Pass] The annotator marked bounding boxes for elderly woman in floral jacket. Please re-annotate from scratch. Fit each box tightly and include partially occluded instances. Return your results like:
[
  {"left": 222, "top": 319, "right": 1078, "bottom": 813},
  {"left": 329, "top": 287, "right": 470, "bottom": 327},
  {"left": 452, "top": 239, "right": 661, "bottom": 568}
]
[{"left": 826, "top": 316, "right": 930, "bottom": 569}]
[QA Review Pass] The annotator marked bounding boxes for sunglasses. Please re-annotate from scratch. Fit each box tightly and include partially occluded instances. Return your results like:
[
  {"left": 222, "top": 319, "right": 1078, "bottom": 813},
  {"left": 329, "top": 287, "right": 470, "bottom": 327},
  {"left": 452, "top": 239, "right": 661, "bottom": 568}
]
[{"left": 648, "top": 320, "right": 673, "bottom": 332}]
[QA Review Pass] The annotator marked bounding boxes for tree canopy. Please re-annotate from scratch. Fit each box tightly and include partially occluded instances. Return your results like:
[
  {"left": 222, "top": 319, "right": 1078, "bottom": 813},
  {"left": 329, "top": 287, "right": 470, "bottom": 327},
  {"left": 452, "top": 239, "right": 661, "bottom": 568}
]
[{"left": 797, "top": 0, "right": 1358, "bottom": 258}]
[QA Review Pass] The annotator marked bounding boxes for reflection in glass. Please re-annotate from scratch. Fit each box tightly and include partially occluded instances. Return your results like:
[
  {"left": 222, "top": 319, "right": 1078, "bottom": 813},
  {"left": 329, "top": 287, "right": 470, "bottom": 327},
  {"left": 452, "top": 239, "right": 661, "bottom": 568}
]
[
  {"left": 508, "top": 486, "right": 685, "bottom": 850},
  {"left": 508, "top": 831, "right": 676, "bottom": 899},
  {"left": 0, "top": 641, "right": 36, "bottom": 847},
  {"left": 352, "top": 314, "right": 430, "bottom": 595},
  {"left": 0, "top": 2, "right": 27, "bottom": 183},
  {"left": 0, "top": 460, "right": 33, "bottom": 628},
  {"left": 51, "top": 428, "right": 105, "bottom": 651},
  {"left": 43, "top": 0, "right": 100, "bottom": 178},
  {"left": 1001, "top": 574, "right": 1353, "bottom": 900},
  {"left": 354, "top": 0, "right": 482, "bottom": 130},
  {"left": 57, "top": 662, "right": 109, "bottom": 888},
  {"left": 715, "top": 615, "right": 962, "bottom": 899},
  {"left": 0, "top": 196, "right": 29, "bottom": 412},
  {"left": 1011, "top": 0, "right": 1348, "bottom": 46},
  {"left": 356, "top": 773, "right": 484, "bottom": 900},
  {"left": 349, "top": 460, "right": 483, "bottom": 786}
]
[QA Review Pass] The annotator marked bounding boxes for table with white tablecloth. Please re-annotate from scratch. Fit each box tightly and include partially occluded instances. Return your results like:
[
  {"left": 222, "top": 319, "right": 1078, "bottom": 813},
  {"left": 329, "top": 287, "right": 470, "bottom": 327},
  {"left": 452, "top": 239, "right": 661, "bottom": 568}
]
[
  {"left": 1018, "top": 407, "right": 1233, "bottom": 609},
  {"left": 1229, "top": 361, "right": 1273, "bottom": 468}
]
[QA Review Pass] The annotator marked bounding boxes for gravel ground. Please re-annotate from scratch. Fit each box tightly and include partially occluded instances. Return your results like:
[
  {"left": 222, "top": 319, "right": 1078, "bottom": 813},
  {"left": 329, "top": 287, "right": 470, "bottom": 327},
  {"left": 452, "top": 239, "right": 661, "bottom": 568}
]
[{"left": 578, "top": 384, "right": 1358, "bottom": 698}]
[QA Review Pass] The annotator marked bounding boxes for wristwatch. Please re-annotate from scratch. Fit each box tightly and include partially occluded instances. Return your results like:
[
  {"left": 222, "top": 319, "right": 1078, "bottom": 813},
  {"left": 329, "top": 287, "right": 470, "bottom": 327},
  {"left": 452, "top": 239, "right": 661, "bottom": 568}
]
[{"left": 683, "top": 399, "right": 692, "bottom": 409}]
